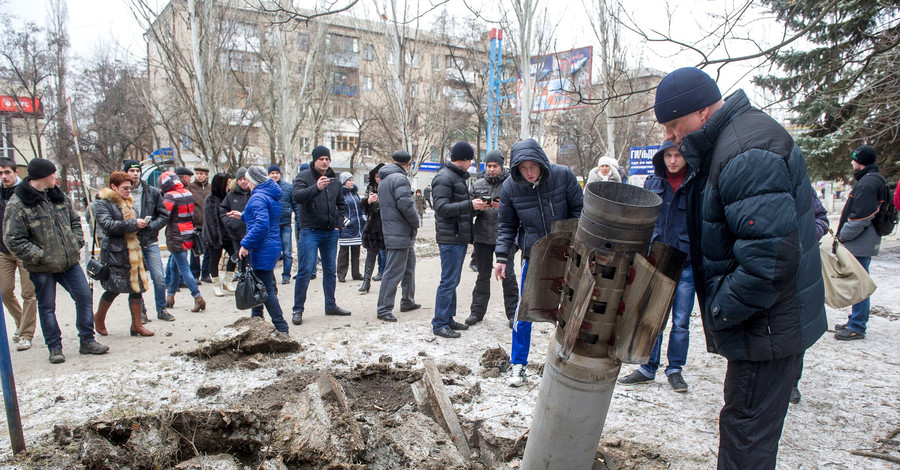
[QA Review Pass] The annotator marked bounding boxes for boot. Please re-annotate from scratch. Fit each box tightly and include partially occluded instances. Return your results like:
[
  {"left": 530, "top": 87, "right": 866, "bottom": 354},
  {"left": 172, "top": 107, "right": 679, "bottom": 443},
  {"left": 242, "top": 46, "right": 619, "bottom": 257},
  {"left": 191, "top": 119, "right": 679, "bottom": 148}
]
[
  {"left": 192, "top": 296, "right": 207, "bottom": 312},
  {"left": 222, "top": 271, "right": 236, "bottom": 292},
  {"left": 93, "top": 297, "right": 113, "bottom": 336},
  {"left": 212, "top": 276, "right": 225, "bottom": 297},
  {"left": 359, "top": 276, "right": 371, "bottom": 293},
  {"left": 129, "top": 298, "right": 154, "bottom": 337}
]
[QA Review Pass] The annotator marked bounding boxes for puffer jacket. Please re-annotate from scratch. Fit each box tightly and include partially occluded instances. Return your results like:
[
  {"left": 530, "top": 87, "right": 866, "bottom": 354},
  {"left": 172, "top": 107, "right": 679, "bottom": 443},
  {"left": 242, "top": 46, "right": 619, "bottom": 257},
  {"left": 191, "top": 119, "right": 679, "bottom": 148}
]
[
  {"left": 241, "top": 179, "right": 283, "bottom": 271},
  {"left": 470, "top": 168, "right": 509, "bottom": 245},
  {"left": 189, "top": 180, "right": 211, "bottom": 229},
  {"left": 276, "top": 179, "right": 295, "bottom": 226},
  {"left": 679, "top": 89, "right": 826, "bottom": 362},
  {"left": 644, "top": 150, "right": 692, "bottom": 266},
  {"left": 3, "top": 177, "right": 85, "bottom": 274},
  {"left": 95, "top": 188, "right": 148, "bottom": 294},
  {"left": 292, "top": 165, "right": 346, "bottom": 230},
  {"left": 378, "top": 163, "right": 419, "bottom": 249},
  {"left": 495, "top": 139, "right": 583, "bottom": 264},
  {"left": 220, "top": 185, "right": 251, "bottom": 242},
  {"left": 432, "top": 163, "right": 474, "bottom": 245},
  {"left": 134, "top": 181, "right": 169, "bottom": 247},
  {"left": 340, "top": 184, "right": 365, "bottom": 245},
  {"left": 203, "top": 193, "right": 230, "bottom": 250},
  {"left": 160, "top": 172, "right": 195, "bottom": 253},
  {"left": 837, "top": 164, "right": 885, "bottom": 257}
]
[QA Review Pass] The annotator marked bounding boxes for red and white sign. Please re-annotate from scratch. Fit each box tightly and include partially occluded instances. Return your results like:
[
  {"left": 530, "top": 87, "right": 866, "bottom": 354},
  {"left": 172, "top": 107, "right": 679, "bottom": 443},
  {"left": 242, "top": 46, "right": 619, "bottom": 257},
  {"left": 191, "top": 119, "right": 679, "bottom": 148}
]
[{"left": 0, "top": 96, "right": 42, "bottom": 115}]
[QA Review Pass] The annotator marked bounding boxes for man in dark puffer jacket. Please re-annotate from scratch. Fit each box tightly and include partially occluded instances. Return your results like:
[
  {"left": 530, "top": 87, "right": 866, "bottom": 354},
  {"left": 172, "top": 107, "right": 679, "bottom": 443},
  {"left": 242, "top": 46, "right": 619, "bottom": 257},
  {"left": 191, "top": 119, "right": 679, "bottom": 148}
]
[
  {"left": 655, "top": 67, "right": 826, "bottom": 469},
  {"left": 431, "top": 142, "right": 490, "bottom": 338}
]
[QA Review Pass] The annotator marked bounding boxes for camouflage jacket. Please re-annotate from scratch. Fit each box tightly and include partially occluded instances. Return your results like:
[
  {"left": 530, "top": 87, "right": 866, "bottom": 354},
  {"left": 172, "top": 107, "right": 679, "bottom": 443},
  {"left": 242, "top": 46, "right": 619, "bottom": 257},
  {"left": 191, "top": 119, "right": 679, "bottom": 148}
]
[{"left": 2, "top": 178, "right": 85, "bottom": 274}]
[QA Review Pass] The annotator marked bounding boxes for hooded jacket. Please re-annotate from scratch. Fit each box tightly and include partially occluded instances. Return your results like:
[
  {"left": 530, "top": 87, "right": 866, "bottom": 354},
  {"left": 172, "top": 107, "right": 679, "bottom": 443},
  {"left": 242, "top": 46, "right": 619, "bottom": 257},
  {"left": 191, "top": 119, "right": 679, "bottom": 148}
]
[
  {"left": 432, "top": 163, "right": 474, "bottom": 245},
  {"left": 378, "top": 163, "right": 419, "bottom": 249},
  {"left": 679, "top": 89, "right": 826, "bottom": 362},
  {"left": 470, "top": 168, "right": 509, "bottom": 245},
  {"left": 837, "top": 164, "right": 885, "bottom": 257},
  {"left": 495, "top": 139, "right": 583, "bottom": 264},
  {"left": 241, "top": 179, "right": 283, "bottom": 270},
  {"left": 292, "top": 164, "right": 346, "bottom": 230},
  {"left": 95, "top": 187, "right": 149, "bottom": 294},
  {"left": 340, "top": 184, "right": 365, "bottom": 245},
  {"left": 159, "top": 172, "right": 195, "bottom": 253},
  {"left": 586, "top": 156, "right": 622, "bottom": 184},
  {"left": 644, "top": 145, "right": 692, "bottom": 266},
  {"left": 219, "top": 184, "right": 251, "bottom": 243},
  {"left": 3, "top": 178, "right": 85, "bottom": 273}
]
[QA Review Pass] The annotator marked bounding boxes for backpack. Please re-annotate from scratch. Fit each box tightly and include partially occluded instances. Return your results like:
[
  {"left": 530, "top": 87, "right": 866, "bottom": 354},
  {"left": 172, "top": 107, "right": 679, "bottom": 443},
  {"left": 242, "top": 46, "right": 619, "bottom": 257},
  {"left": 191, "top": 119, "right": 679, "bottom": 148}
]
[{"left": 872, "top": 180, "right": 898, "bottom": 236}]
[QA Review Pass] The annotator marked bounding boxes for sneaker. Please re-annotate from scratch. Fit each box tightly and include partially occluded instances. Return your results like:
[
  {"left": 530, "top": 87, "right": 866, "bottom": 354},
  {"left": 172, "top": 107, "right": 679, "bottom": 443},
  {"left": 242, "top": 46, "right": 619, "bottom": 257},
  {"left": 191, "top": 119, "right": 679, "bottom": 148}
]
[
  {"left": 508, "top": 364, "right": 526, "bottom": 387},
  {"left": 789, "top": 386, "right": 801, "bottom": 404},
  {"left": 157, "top": 309, "right": 176, "bottom": 322},
  {"left": 16, "top": 339, "right": 32, "bottom": 351},
  {"left": 667, "top": 372, "right": 688, "bottom": 392},
  {"left": 48, "top": 348, "right": 65, "bottom": 364},
  {"left": 618, "top": 369, "right": 654, "bottom": 385},
  {"left": 79, "top": 341, "right": 110, "bottom": 355},
  {"left": 292, "top": 312, "right": 303, "bottom": 325},
  {"left": 834, "top": 323, "right": 848, "bottom": 331},
  {"left": 433, "top": 326, "right": 461, "bottom": 339},
  {"left": 835, "top": 329, "right": 865, "bottom": 341},
  {"left": 449, "top": 320, "right": 469, "bottom": 331},
  {"left": 11, "top": 327, "right": 19, "bottom": 343},
  {"left": 282, "top": 277, "right": 291, "bottom": 285}
]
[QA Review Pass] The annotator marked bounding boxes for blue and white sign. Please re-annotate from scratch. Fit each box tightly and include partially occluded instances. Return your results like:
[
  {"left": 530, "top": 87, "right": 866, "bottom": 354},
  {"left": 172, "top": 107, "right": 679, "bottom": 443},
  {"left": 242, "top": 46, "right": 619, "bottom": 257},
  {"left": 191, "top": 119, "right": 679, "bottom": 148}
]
[
  {"left": 628, "top": 146, "right": 659, "bottom": 188},
  {"left": 417, "top": 162, "right": 442, "bottom": 172}
]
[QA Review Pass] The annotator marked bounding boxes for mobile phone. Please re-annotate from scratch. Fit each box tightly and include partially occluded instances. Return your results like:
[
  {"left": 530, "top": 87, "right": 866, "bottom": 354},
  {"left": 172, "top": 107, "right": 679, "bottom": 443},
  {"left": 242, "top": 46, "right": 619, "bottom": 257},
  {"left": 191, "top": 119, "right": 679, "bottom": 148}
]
[
  {"left": 144, "top": 216, "right": 152, "bottom": 222},
  {"left": 481, "top": 196, "right": 492, "bottom": 203}
]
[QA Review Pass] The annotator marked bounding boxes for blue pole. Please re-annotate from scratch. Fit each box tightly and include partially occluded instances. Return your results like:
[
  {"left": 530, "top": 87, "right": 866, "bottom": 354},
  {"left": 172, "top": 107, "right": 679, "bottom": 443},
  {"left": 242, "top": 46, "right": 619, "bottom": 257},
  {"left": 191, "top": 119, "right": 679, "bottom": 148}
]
[
  {"left": 487, "top": 29, "right": 497, "bottom": 151},
  {"left": 0, "top": 293, "right": 26, "bottom": 454}
]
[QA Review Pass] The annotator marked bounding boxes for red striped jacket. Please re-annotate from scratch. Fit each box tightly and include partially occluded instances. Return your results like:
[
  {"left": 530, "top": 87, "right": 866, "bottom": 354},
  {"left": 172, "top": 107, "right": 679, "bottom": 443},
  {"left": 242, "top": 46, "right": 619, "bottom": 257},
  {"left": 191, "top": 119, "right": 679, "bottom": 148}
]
[{"left": 159, "top": 172, "right": 195, "bottom": 252}]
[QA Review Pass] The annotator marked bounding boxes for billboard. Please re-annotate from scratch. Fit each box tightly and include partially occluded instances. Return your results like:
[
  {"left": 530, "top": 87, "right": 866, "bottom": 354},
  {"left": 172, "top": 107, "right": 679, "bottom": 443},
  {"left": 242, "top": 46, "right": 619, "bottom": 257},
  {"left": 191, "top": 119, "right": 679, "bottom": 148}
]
[
  {"left": 0, "top": 96, "right": 42, "bottom": 116},
  {"left": 517, "top": 47, "right": 592, "bottom": 113},
  {"left": 628, "top": 146, "right": 659, "bottom": 188}
]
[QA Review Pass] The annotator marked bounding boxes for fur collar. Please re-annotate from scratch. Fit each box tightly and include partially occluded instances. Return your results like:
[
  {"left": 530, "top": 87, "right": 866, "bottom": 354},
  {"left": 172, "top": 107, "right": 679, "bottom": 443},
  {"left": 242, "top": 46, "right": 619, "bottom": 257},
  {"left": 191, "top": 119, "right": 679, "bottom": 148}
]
[
  {"left": 15, "top": 177, "right": 67, "bottom": 207},
  {"left": 98, "top": 187, "right": 134, "bottom": 207}
]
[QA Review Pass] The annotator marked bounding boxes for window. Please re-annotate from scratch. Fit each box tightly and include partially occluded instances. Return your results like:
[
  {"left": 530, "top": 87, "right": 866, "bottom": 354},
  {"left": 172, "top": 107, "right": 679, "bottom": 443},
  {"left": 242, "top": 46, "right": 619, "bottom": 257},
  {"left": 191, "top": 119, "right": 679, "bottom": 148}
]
[
  {"left": 410, "top": 83, "right": 418, "bottom": 98},
  {"left": 363, "top": 75, "right": 373, "bottom": 91},
  {"left": 405, "top": 52, "right": 420, "bottom": 68},
  {"left": 326, "top": 33, "right": 359, "bottom": 54},
  {"left": 298, "top": 33, "right": 310, "bottom": 51},
  {"left": 331, "top": 100, "right": 353, "bottom": 119},
  {"left": 432, "top": 54, "right": 441, "bottom": 70},
  {"left": 363, "top": 44, "right": 375, "bottom": 61},
  {"left": 387, "top": 50, "right": 395, "bottom": 64},
  {"left": 0, "top": 117, "right": 12, "bottom": 159},
  {"left": 331, "top": 135, "right": 358, "bottom": 151},
  {"left": 362, "top": 143, "right": 374, "bottom": 157}
]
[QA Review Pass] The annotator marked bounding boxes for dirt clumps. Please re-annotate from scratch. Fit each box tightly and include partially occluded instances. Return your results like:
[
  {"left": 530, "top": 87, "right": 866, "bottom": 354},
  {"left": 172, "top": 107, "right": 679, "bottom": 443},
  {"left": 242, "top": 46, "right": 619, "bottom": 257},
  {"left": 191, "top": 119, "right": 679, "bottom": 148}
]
[
  {"left": 480, "top": 347, "right": 511, "bottom": 377},
  {"left": 184, "top": 317, "right": 301, "bottom": 368}
]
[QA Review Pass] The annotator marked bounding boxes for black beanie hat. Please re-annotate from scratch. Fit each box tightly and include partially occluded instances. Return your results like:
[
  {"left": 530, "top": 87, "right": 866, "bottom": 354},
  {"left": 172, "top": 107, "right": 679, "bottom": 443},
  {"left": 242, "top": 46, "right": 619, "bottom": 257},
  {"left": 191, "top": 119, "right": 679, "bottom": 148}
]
[
  {"left": 484, "top": 149, "right": 504, "bottom": 166},
  {"left": 267, "top": 164, "right": 281, "bottom": 174},
  {"left": 122, "top": 159, "right": 141, "bottom": 172},
  {"left": 852, "top": 145, "right": 877, "bottom": 166},
  {"left": 654, "top": 67, "right": 722, "bottom": 124},
  {"left": 392, "top": 150, "right": 411, "bottom": 163},
  {"left": 312, "top": 146, "right": 331, "bottom": 161},
  {"left": 450, "top": 141, "right": 475, "bottom": 161},
  {"left": 27, "top": 158, "right": 57, "bottom": 180}
]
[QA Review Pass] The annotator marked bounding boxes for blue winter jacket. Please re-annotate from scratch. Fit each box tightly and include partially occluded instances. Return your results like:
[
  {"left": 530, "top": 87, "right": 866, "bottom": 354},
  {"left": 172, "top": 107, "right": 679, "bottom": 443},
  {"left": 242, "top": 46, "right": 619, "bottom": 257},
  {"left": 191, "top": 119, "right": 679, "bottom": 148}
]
[
  {"left": 495, "top": 139, "right": 583, "bottom": 264},
  {"left": 644, "top": 143, "right": 692, "bottom": 266},
  {"left": 339, "top": 184, "right": 365, "bottom": 243},
  {"left": 680, "top": 89, "right": 826, "bottom": 362},
  {"left": 241, "top": 179, "right": 283, "bottom": 271},
  {"left": 276, "top": 179, "right": 296, "bottom": 227}
]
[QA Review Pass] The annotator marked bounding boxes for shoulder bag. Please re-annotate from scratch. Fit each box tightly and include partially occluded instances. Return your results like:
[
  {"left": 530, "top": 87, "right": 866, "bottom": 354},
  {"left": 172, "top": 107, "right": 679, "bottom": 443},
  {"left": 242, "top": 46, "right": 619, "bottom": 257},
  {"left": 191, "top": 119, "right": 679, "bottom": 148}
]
[
  {"left": 819, "top": 230, "right": 876, "bottom": 309},
  {"left": 234, "top": 261, "right": 268, "bottom": 310},
  {"left": 85, "top": 209, "right": 109, "bottom": 281}
]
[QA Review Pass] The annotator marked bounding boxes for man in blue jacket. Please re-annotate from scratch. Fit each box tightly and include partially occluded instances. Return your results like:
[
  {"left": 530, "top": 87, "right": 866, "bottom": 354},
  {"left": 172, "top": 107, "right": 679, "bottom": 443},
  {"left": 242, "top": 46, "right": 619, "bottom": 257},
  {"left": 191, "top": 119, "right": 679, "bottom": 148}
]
[
  {"left": 618, "top": 140, "right": 695, "bottom": 393},
  {"left": 654, "top": 67, "right": 826, "bottom": 468},
  {"left": 493, "top": 139, "right": 583, "bottom": 387},
  {"left": 268, "top": 164, "right": 297, "bottom": 285}
]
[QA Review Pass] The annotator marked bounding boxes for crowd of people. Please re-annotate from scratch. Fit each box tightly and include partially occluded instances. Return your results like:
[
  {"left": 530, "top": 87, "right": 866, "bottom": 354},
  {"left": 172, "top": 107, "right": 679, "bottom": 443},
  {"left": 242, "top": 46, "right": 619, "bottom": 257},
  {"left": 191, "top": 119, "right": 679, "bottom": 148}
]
[{"left": 0, "top": 65, "right": 897, "bottom": 470}]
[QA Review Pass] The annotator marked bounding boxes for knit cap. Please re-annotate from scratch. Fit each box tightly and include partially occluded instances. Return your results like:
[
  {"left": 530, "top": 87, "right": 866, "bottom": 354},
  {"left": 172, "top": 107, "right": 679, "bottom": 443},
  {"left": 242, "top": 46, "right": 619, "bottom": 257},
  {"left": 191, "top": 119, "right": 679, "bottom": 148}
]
[
  {"left": 339, "top": 172, "right": 353, "bottom": 185},
  {"left": 246, "top": 166, "right": 268, "bottom": 186}
]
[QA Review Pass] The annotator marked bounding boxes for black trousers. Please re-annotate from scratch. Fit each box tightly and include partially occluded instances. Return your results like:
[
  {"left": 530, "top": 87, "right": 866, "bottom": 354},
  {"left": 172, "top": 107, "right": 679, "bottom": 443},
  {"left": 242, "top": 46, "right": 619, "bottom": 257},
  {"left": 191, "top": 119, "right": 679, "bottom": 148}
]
[
  {"left": 718, "top": 353, "right": 803, "bottom": 469},
  {"left": 337, "top": 245, "right": 362, "bottom": 279},
  {"left": 469, "top": 243, "right": 518, "bottom": 320},
  {"left": 208, "top": 242, "right": 236, "bottom": 278}
]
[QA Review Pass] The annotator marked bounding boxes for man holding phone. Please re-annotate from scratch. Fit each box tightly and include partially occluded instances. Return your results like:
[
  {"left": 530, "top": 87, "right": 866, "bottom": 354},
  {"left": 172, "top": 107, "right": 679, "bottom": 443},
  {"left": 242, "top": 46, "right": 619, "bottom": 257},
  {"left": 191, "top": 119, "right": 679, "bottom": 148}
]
[{"left": 291, "top": 146, "right": 350, "bottom": 325}]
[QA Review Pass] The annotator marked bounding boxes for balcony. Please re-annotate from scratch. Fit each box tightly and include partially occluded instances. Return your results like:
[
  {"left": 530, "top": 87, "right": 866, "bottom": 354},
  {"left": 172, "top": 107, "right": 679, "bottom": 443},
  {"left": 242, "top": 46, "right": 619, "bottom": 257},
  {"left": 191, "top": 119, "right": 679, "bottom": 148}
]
[
  {"left": 332, "top": 84, "right": 359, "bottom": 97},
  {"left": 326, "top": 52, "right": 360, "bottom": 69}
]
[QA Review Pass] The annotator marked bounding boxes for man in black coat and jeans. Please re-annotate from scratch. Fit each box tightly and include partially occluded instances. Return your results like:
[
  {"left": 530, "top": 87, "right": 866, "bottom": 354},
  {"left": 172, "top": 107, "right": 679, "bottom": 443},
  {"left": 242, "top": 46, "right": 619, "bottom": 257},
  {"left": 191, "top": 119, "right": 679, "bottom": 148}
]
[
  {"left": 431, "top": 141, "right": 490, "bottom": 338},
  {"left": 292, "top": 146, "right": 350, "bottom": 324},
  {"left": 655, "top": 67, "right": 826, "bottom": 469},
  {"left": 465, "top": 149, "right": 517, "bottom": 326}
]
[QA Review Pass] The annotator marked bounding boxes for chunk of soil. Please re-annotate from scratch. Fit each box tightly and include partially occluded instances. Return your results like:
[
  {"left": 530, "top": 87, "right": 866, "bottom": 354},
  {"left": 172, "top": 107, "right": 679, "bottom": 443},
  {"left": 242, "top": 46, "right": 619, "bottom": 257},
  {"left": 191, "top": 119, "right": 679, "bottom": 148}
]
[
  {"left": 480, "top": 347, "right": 511, "bottom": 377},
  {"left": 185, "top": 317, "right": 301, "bottom": 367}
]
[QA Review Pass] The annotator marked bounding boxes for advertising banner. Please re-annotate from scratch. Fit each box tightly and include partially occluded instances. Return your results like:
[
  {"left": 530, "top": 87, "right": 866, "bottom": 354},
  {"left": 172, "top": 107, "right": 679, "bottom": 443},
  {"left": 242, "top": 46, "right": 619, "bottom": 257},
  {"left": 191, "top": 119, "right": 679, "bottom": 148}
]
[
  {"left": 628, "top": 146, "right": 659, "bottom": 188},
  {"left": 517, "top": 47, "right": 592, "bottom": 113}
]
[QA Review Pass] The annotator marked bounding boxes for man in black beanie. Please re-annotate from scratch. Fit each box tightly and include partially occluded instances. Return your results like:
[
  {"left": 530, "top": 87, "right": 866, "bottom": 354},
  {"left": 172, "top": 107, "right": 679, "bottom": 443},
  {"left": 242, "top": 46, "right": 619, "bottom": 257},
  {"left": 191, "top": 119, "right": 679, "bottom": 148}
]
[
  {"left": 4, "top": 159, "right": 109, "bottom": 363},
  {"left": 654, "top": 67, "right": 825, "bottom": 468},
  {"left": 835, "top": 144, "right": 885, "bottom": 341},
  {"left": 430, "top": 141, "right": 489, "bottom": 338}
]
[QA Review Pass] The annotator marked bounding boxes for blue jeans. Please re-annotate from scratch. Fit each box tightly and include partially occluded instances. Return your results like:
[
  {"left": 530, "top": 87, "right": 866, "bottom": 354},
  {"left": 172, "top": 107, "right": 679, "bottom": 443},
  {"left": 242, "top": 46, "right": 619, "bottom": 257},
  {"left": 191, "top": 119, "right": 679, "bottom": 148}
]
[
  {"left": 432, "top": 244, "right": 468, "bottom": 331},
  {"left": 847, "top": 256, "right": 872, "bottom": 334},
  {"left": 142, "top": 245, "right": 167, "bottom": 312},
  {"left": 165, "top": 251, "right": 201, "bottom": 297},
  {"left": 280, "top": 225, "right": 293, "bottom": 280},
  {"left": 251, "top": 269, "right": 289, "bottom": 332},
  {"left": 29, "top": 264, "right": 95, "bottom": 351},
  {"left": 293, "top": 228, "right": 338, "bottom": 313},
  {"left": 511, "top": 259, "right": 532, "bottom": 365},
  {"left": 641, "top": 266, "right": 696, "bottom": 378}
]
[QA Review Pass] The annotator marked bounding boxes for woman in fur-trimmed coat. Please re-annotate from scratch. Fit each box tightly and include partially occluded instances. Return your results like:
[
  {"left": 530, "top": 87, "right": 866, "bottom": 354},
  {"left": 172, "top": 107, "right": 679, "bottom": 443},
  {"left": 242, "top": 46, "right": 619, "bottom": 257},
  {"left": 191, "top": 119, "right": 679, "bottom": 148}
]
[{"left": 92, "top": 172, "right": 154, "bottom": 337}]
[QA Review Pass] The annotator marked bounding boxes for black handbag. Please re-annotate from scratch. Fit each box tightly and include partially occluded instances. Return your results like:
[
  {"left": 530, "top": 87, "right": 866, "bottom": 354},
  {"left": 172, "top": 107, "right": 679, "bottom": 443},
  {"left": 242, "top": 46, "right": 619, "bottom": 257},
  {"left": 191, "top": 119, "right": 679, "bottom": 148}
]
[
  {"left": 234, "top": 263, "right": 268, "bottom": 310},
  {"left": 86, "top": 214, "right": 109, "bottom": 281}
]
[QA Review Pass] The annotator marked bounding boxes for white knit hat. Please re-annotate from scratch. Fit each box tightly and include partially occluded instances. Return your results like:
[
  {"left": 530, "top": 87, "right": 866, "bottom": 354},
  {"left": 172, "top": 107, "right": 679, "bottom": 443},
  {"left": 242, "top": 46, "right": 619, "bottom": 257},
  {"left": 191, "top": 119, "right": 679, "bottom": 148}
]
[{"left": 246, "top": 166, "right": 268, "bottom": 186}]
